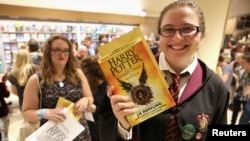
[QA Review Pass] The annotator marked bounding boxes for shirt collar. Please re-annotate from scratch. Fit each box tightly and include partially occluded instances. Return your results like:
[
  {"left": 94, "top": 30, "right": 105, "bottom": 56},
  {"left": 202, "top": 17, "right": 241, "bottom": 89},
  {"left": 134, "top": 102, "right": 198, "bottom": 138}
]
[{"left": 159, "top": 51, "right": 198, "bottom": 75}]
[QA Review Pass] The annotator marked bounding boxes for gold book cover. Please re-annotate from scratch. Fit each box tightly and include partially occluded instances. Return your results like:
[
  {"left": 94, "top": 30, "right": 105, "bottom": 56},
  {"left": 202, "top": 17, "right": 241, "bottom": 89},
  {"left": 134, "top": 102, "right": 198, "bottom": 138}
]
[
  {"left": 56, "top": 97, "right": 82, "bottom": 120},
  {"left": 98, "top": 28, "right": 175, "bottom": 126}
]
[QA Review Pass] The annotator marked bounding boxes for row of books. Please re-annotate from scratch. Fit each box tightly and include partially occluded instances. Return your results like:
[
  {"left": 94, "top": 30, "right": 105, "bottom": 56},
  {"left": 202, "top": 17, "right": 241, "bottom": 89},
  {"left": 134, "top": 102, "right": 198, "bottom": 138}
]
[
  {"left": 80, "top": 25, "right": 135, "bottom": 34},
  {"left": 0, "top": 22, "right": 137, "bottom": 71},
  {"left": 2, "top": 33, "right": 77, "bottom": 42},
  {"left": 1, "top": 24, "right": 77, "bottom": 33},
  {"left": 81, "top": 33, "right": 120, "bottom": 41},
  {"left": 0, "top": 23, "right": 136, "bottom": 34}
]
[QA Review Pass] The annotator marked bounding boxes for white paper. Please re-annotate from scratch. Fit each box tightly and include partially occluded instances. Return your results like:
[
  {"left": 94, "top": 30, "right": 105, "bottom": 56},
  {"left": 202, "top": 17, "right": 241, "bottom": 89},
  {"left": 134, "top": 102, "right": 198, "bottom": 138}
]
[
  {"left": 25, "top": 106, "right": 85, "bottom": 141},
  {"left": 84, "top": 111, "right": 95, "bottom": 122}
]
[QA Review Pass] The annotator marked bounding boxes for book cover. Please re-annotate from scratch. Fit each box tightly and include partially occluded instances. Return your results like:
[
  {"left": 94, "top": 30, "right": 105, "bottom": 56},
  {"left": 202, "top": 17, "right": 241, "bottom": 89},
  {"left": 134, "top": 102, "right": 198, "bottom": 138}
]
[
  {"left": 56, "top": 97, "right": 94, "bottom": 122},
  {"left": 98, "top": 28, "right": 175, "bottom": 126},
  {"left": 2, "top": 34, "right": 10, "bottom": 42},
  {"left": 23, "top": 33, "right": 31, "bottom": 42},
  {"left": 3, "top": 43, "right": 11, "bottom": 50},
  {"left": 38, "top": 33, "right": 45, "bottom": 41},
  {"left": 25, "top": 103, "right": 85, "bottom": 141},
  {"left": 15, "top": 23, "right": 23, "bottom": 32},
  {"left": 8, "top": 24, "right": 16, "bottom": 32},
  {"left": 16, "top": 33, "right": 24, "bottom": 42},
  {"left": 9, "top": 33, "right": 17, "bottom": 41},
  {"left": 31, "top": 33, "right": 37, "bottom": 39},
  {"left": 56, "top": 97, "right": 82, "bottom": 120},
  {"left": 1, "top": 25, "right": 8, "bottom": 32},
  {"left": 45, "top": 33, "right": 51, "bottom": 40},
  {"left": 10, "top": 43, "right": 18, "bottom": 51},
  {"left": 4, "top": 52, "right": 12, "bottom": 60}
]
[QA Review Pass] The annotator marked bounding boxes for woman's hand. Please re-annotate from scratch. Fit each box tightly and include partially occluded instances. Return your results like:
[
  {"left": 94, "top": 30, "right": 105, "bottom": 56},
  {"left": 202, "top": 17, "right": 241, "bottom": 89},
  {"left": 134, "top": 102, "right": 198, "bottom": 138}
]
[
  {"left": 45, "top": 106, "right": 66, "bottom": 122},
  {"left": 107, "top": 85, "right": 137, "bottom": 130},
  {"left": 87, "top": 104, "right": 96, "bottom": 113},
  {"left": 74, "top": 97, "right": 89, "bottom": 116}
]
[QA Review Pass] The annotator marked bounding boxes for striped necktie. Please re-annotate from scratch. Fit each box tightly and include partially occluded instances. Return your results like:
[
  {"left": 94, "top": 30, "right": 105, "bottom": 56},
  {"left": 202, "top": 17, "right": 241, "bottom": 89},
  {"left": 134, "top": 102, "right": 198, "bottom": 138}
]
[{"left": 166, "top": 73, "right": 181, "bottom": 141}]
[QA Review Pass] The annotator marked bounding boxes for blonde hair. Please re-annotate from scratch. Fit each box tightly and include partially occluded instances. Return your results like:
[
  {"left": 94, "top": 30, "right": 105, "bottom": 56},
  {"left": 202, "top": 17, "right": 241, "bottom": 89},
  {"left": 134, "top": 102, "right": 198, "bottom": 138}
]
[{"left": 12, "top": 49, "right": 35, "bottom": 86}]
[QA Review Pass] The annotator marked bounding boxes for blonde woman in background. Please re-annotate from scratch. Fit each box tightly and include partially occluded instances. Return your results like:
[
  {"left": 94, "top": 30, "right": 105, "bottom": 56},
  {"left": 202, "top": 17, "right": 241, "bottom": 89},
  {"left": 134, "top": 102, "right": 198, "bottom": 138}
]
[{"left": 7, "top": 49, "right": 37, "bottom": 110}]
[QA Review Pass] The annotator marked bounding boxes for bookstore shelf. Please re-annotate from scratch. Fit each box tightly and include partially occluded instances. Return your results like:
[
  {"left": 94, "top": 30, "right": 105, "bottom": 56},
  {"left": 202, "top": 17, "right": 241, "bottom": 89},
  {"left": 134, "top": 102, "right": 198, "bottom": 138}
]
[{"left": 0, "top": 20, "right": 137, "bottom": 72}]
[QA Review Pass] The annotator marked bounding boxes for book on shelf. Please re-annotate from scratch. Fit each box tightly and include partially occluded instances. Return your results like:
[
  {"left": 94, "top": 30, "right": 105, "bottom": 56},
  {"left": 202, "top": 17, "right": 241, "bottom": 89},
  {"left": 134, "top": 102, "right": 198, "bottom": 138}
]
[
  {"left": 66, "top": 33, "right": 73, "bottom": 39},
  {"left": 45, "top": 33, "right": 51, "bottom": 40},
  {"left": 98, "top": 28, "right": 175, "bottom": 126},
  {"left": 4, "top": 52, "right": 12, "bottom": 60},
  {"left": 41, "top": 25, "right": 50, "bottom": 32},
  {"left": 71, "top": 26, "right": 77, "bottom": 32},
  {"left": 2, "top": 34, "right": 10, "bottom": 42},
  {"left": 111, "top": 27, "right": 117, "bottom": 33},
  {"left": 23, "top": 33, "right": 31, "bottom": 42},
  {"left": 10, "top": 43, "right": 18, "bottom": 50},
  {"left": 72, "top": 34, "right": 77, "bottom": 41},
  {"left": 49, "top": 25, "right": 56, "bottom": 32},
  {"left": 0, "top": 25, "right": 8, "bottom": 32},
  {"left": 17, "top": 43, "right": 25, "bottom": 49},
  {"left": 38, "top": 33, "right": 45, "bottom": 41},
  {"left": 80, "top": 26, "right": 86, "bottom": 32},
  {"left": 61, "top": 26, "right": 68, "bottom": 33},
  {"left": 15, "top": 24, "right": 23, "bottom": 32},
  {"left": 3, "top": 43, "right": 11, "bottom": 50},
  {"left": 7, "top": 24, "right": 16, "bottom": 32},
  {"left": 25, "top": 103, "right": 85, "bottom": 141},
  {"left": 91, "top": 33, "right": 97, "bottom": 40},
  {"left": 66, "top": 26, "right": 73, "bottom": 32},
  {"left": 16, "top": 33, "right": 24, "bottom": 42},
  {"left": 55, "top": 25, "right": 62, "bottom": 32},
  {"left": 31, "top": 24, "right": 38, "bottom": 32},
  {"left": 31, "top": 33, "right": 37, "bottom": 39},
  {"left": 23, "top": 24, "right": 31, "bottom": 32},
  {"left": 9, "top": 33, "right": 17, "bottom": 41}
]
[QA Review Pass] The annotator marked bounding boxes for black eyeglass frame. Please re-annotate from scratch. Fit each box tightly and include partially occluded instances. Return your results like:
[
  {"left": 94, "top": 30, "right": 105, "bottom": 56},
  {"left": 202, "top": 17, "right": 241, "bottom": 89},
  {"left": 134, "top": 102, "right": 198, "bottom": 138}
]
[
  {"left": 158, "top": 26, "right": 200, "bottom": 37},
  {"left": 51, "top": 49, "right": 70, "bottom": 55}
]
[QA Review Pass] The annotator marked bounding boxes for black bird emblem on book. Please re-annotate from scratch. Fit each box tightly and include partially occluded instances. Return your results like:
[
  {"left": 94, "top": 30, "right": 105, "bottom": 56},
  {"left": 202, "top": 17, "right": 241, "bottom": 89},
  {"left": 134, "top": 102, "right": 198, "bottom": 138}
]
[{"left": 116, "top": 63, "right": 153, "bottom": 105}]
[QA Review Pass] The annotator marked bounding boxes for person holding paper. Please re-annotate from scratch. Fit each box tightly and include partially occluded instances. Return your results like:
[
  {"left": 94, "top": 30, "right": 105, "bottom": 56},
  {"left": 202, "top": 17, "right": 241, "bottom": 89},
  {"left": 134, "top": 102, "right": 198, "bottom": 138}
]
[
  {"left": 22, "top": 35, "right": 93, "bottom": 141},
  {"left": 98, "top": 0, "right": 229, "bottom": 141},
  {"left": 81, "top": 55, "right": 109, "bottom": 141}
]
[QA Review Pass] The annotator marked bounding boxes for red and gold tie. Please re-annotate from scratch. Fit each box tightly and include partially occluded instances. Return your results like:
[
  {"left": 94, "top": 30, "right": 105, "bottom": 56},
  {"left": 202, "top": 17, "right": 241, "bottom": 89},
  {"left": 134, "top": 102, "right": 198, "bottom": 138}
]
[{"left": 166, "top": 73, "right": 181, "bottom": 141}]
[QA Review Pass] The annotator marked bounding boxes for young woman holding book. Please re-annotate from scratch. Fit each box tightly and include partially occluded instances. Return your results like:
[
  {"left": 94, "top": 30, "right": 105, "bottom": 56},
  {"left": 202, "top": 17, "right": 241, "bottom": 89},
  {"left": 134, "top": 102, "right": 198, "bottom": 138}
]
[
  {"left": 99, "top": 0, "right": 229, "bottom": 141},
  {"left": 22, "top": 35, "right": 93, "bottom": 141}
]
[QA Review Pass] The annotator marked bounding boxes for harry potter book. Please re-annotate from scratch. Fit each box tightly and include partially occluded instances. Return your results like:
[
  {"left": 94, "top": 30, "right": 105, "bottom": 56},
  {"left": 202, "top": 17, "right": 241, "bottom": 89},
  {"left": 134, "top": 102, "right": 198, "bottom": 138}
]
[
  {"left": 98, "top": 28, "right": 175, "bottom": 126},
  {"left": 56, "top": 97, "right": 82, "bottom": 120},
  {"left": 25, "top": 103, "right": 85, "bottom": 141}
]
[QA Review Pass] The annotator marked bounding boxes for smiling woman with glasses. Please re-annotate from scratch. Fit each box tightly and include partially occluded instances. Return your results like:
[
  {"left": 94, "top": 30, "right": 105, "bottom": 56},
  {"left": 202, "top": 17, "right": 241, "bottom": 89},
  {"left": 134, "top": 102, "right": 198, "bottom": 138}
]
[
  {"left": 99, "top": 0, "right": 229, "bottom": 141},
  {"left": 22, "top": 35, "right": 93, "bottom": 141}
]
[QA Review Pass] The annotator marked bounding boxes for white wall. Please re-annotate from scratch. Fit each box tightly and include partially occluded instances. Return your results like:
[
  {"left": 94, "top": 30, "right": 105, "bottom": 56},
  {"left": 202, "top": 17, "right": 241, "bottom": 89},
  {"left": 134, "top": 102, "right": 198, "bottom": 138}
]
[{"left": 195, "top": 0, "right": 230, "bottom": 70}]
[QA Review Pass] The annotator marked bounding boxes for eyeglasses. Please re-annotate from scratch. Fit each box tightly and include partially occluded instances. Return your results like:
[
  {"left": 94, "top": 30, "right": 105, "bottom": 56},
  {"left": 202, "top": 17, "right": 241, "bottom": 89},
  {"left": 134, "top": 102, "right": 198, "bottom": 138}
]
[
  {"left": 51, "top": 49, "right": 70, "bottom": 55},
  {"left": 159, "top": 26, "right": 200, "bottom": 37}
]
